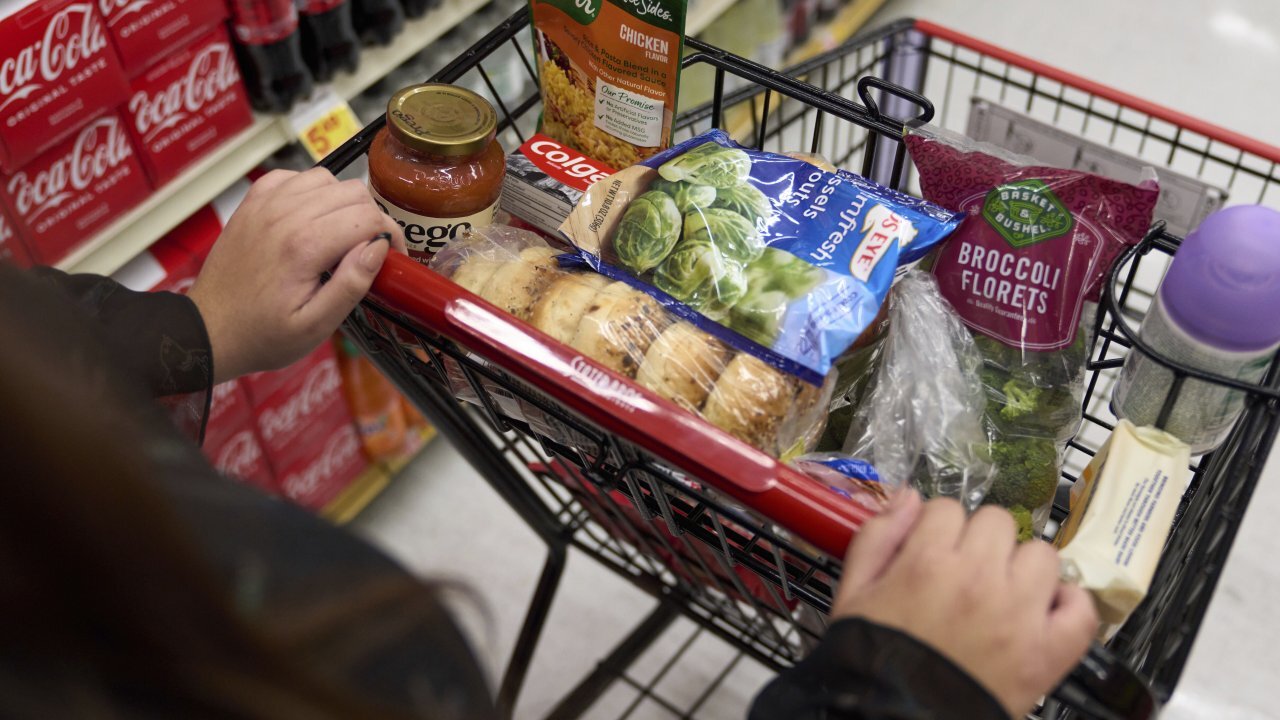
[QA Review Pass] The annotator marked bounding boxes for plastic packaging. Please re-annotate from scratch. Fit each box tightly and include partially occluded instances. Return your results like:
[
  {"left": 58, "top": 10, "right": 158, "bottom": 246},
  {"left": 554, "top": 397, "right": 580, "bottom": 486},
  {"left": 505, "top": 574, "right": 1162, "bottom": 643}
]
[
  {"left": 429, "top": 225, "right": 833, "bottom": 456},
  {"left": 906, "top": 127, "right": 1158, "bottom": 530},
  {"left": 789, "top": 453, "right": 887, "bottom": 514},
  {"left": 1113, "top": 206, "right": 1280, "bottom": 453},
  {"left": 840, "top": 271, "right": 993, "bottom": 507},
  {"left": 336, "top": 337, "right": 408, "bottom": 461},
  {"left": 1056, "top": 420, "right": 1190, "bottom": 629},
  {"left": 560, "top": 129, "right": 962, "bottom": 388}
]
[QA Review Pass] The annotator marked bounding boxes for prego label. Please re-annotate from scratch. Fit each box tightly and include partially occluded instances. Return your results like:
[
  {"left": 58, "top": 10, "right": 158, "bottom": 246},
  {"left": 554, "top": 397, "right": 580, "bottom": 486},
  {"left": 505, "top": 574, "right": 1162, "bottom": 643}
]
[{"left": 370, "top": 184, "right": 499, "bottom": 262}]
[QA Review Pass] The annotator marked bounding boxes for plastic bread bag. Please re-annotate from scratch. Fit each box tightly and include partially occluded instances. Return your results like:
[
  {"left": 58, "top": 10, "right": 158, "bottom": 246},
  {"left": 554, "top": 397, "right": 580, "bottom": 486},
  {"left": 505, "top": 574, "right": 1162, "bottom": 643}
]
[
  {"left": 841, "top": 270, "right": 994, "bottom": 508},
  {"left": 431, "top": 225, "right": 833, "bottom": 457},
  {"left": 904, "top": 127, "right": 1158, "bottom": 533}
]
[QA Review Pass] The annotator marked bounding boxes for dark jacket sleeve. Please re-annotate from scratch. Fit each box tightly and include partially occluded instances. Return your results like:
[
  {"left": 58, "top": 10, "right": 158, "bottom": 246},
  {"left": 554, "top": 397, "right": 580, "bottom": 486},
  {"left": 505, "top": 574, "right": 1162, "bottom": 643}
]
[
  {"left": 749, "top": 618, "right": 1010, "bottom": 720},
  {"left": 29, "top": 267, "right": 214, "bottom": 441}
]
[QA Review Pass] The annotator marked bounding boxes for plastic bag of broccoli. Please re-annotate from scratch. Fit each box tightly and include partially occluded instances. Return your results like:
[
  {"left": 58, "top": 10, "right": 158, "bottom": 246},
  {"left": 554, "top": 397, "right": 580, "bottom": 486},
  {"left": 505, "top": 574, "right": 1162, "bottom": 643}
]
[
  {"left": 905, "top": 126, "right": 1158, "bottom": 534},
  {"left": 559, "top": 129, "right": 962, "bottom": 388},
  {"left": 841, "top": 270, "right": 995, "bottom": 510}
]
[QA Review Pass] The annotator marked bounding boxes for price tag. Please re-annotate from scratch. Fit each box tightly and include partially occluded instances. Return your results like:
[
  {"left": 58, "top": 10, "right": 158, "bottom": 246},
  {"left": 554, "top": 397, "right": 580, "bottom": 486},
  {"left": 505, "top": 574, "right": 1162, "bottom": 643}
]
[{"left": 287, "top": 86, "right": 363, "bottom": 162}]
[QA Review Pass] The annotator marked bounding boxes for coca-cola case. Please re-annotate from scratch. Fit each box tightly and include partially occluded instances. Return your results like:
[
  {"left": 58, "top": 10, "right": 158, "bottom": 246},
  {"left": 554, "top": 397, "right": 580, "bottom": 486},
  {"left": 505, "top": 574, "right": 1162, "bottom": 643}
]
[
  {"left": 0, "top": 203, "right": 34, "bottom": 268},
  {"left": 276, "top": 422, "right": 367, "bottom": 510},
  {"left": 0, "top": 1, "right": 131, "bottom": 173},
  {"left": 251, "top": 342, "right": 352, "bottom": 470},
  {"left": 201, "top": 380, "right": 277, "bottom": 493},
  {"left": 96, "top": 0, "right": 228, "bottom": 76},
  {"left": 1, "top": 113, "right": 151, "bottom": 264},
  {"left": 124, "top": 26, "right": 253, "bottom": 187}
]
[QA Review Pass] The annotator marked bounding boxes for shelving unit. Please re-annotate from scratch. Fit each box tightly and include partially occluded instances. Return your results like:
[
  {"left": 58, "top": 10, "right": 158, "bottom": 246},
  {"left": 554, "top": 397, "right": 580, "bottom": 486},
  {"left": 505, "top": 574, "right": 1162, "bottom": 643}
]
[{"left": 58, "top": 0, "right": 488, "bottom": 277}]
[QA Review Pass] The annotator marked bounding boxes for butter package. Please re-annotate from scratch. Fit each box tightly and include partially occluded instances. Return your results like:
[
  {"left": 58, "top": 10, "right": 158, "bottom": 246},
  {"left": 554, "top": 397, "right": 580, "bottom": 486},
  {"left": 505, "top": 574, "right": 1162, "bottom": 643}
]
[
  {"left": 560, "top": 129, "right": 963, "bottom": 386},
  {"left": 1055, "top": 420, "right": 1190, "bottom": 627}
]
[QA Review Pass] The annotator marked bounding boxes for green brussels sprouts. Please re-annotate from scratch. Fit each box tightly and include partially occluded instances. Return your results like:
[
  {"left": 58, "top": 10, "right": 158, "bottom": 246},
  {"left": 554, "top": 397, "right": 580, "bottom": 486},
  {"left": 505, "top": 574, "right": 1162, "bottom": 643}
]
[
  {"left": 684, "top": 208, "right": 764, "bottom": 264},
  {"left": 711, "top": 182, "right": 773, "bottom": 226},
  {"left": 614, "top": 190, "right": 682, "bottom": 273},
  {"left": 658, "top": 142, "right": 751, "bottom": 189},
  {"left": 650, "top": 178, "right": 717, "bottom": 215},
  {"left": 728, "top": 288, "right": 788, "bottom": 346},
  {"left": 744, "top": 247, "right": 826, "bottom": 299},
  {"left": 653, "top": 238, "right": 746, "bottom": 314}
]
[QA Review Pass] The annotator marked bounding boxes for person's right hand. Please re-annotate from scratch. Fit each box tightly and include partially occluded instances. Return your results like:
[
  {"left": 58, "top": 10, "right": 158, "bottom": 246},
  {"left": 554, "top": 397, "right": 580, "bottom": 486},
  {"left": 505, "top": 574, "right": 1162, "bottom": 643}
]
[{"left": 832, "top": 493, "right": 1098, "bottom": 719}]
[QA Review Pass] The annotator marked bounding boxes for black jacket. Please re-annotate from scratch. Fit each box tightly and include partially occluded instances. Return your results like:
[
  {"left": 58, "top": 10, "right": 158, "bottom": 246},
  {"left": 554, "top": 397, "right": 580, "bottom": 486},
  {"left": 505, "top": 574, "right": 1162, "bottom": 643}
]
[{"left": 3, "top": 264, "right": 1007, "bottom": 720}]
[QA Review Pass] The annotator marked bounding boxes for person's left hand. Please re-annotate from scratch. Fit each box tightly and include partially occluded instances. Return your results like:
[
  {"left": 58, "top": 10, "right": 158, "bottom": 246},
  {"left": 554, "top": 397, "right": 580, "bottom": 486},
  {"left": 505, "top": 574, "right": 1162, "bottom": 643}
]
[{"left": 189, "top": 168, "right": 407, "bottom": 382}]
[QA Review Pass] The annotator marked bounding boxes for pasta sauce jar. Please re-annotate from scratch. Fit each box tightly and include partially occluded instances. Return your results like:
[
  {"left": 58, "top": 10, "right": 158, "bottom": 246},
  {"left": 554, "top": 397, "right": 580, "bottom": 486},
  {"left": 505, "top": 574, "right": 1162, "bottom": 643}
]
[{"left": 368, "top": 84, "right": 505, "bottom": 262}]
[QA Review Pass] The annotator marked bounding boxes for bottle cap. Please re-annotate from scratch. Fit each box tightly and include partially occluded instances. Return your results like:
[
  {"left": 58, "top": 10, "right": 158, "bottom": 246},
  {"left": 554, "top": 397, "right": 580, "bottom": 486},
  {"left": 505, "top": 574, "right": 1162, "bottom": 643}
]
[
  {"left": 386, "top": 84, "right": 497, "bottom": 158},
  {"left": 1160, "top": 205, "right": 1280, "bottom": 352}
]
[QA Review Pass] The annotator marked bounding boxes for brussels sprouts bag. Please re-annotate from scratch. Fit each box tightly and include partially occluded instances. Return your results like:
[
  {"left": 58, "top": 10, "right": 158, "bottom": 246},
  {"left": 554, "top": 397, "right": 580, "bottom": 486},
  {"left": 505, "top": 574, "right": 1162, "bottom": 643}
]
[{"left": 560, "top": 130, "right": 963, "bottom": 386}]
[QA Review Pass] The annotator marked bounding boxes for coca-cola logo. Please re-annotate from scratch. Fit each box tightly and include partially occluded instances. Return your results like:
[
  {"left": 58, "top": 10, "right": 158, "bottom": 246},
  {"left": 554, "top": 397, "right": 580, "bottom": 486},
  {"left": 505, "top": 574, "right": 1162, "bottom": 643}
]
[
  {"left": 209, "top": 381, "right": 239, "bottom": 422},
  {"left": 282, "top": 425, "right": 361, "bottom": 500},
  {"left": 128, "top": 42, "right": 240, "bottom": 142},
  {"left": 258, "top": 360, "right": 342, "bottom": 442},
  {"left": 0, "top": 213, "right": 11, "bottom": 246},
  {"left": 97, "top": 0, "right": 146, "bottom": 21},
  {"left": 6, "top": 116, "right": 133, "bottom": 221},
  {"left": 0, "top": 4, "right": 108, "bottom": 114},
  {"left": 215, "top": 429, "right": 262, "bottom": 478}
]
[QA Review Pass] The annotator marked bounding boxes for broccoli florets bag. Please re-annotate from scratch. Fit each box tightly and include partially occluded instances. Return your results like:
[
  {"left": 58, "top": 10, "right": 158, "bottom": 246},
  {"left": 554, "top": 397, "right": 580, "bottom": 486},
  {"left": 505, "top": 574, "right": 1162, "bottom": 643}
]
[{"left": 905, "top": 127, "right": 1159, "bottom": 532}]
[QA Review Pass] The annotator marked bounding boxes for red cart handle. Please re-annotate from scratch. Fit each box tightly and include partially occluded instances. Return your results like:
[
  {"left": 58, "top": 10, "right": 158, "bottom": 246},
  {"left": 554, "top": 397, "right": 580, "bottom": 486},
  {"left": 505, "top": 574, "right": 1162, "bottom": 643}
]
[{"left": 369, "top": 253, "right": 871, "bottom": 558}]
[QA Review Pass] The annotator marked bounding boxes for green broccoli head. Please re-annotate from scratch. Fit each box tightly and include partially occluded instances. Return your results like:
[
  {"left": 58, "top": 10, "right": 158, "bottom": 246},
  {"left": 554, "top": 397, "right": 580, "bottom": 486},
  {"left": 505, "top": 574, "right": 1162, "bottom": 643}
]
[
  {"left": 999, "top": 378, "right": 1043, "bottom": 422},
  {"left": 984, "top": 437, "right": 1059, "bottom": 510},
  {"left": 1008, "top": 505, "right": 1035, "bottom": 542}
]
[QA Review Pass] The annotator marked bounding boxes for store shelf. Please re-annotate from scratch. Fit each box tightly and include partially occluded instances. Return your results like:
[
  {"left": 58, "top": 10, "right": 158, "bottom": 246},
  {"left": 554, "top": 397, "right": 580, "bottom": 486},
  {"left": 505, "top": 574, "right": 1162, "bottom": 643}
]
[
  {"left": 323, "top": 425, "right": 438, "bottom": 525},
  {"left": 687, "top": 0, "right": 740, "bottom": 36},
  {"left": 58, "top": 0, "right": 488, "bottom": 277}
]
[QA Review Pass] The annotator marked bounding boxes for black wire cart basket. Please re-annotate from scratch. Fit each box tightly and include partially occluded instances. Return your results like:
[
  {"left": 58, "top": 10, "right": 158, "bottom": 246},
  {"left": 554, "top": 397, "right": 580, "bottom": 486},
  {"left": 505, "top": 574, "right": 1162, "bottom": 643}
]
[{"left": 323, "top": 11, "right": 1280, "bottom": 720}]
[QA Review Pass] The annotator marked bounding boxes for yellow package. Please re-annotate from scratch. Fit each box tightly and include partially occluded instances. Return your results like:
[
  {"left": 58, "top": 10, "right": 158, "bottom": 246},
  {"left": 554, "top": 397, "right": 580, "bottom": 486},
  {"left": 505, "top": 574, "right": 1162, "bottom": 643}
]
[{"left": 531, "top": 0, "right": 686, "bottom": 169}]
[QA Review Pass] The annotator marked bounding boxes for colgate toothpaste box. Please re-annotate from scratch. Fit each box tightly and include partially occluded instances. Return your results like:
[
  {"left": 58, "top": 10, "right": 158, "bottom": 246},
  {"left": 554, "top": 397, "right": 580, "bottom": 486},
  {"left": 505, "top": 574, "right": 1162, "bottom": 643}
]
[
  {"left": 0, "top": 1, "right": 131, "bottom": 172},
  {"left": 252, "top": 343, "right": 351, "bottom": 469},
  {"left": 0, "top": 203, "right": 34, "bottom": 267},
  {"left": 124, "top": 25, "right": 252, "bottom": 187},
  {"left": 1, "top": 112, "right": 150, "bottom": 264},
  {"left": 502, "top": 134, "right": 614, "bottom": 237},
  {"left": 97, "top": 0, "right": 228, "bottom": 76},
  {"left": 276, "top": 422, "right": 366, "bottom": 511}
]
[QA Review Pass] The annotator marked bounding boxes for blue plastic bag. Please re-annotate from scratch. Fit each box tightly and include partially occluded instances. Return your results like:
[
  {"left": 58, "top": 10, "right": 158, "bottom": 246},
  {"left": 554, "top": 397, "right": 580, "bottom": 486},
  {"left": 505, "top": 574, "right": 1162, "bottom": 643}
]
[{"left": 559, "top": 129, "right": 962, "bottom": 385}]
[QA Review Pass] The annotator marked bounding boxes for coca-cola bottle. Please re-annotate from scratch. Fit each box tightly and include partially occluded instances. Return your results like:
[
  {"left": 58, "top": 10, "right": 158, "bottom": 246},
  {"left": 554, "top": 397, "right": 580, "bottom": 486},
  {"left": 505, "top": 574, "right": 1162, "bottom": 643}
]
[
  {"left": 398, "top": 0, "right": 440, "bottom": 18},
  {"left": 228, "top": 0, "right": 315, "bottom": 112},
  {"left": 351, "top": 0, "right": 404, "bottom": 46},
  {"left": 297, "top": 0, "right": 361, "bottom": 82}
]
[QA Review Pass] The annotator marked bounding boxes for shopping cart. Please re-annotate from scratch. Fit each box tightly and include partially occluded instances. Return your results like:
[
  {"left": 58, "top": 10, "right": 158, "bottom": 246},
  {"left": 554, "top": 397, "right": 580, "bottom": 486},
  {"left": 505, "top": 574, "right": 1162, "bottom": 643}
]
[{"left": 322, "top": 11, "right": 1280, "bottom": 720}]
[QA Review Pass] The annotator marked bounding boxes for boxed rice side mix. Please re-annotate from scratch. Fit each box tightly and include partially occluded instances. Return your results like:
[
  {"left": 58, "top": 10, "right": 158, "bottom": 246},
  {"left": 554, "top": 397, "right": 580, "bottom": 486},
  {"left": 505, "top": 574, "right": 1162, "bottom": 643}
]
[{"left": 530, "top": 0, "right": 686, "bottom": 170}]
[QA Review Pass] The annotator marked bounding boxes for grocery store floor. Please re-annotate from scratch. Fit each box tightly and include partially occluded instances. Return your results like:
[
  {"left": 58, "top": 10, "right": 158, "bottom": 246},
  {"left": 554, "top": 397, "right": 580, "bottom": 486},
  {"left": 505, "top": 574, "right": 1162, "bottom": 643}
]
[{"left": 354, "top": 1, "right": 1280, "bottom": 719}]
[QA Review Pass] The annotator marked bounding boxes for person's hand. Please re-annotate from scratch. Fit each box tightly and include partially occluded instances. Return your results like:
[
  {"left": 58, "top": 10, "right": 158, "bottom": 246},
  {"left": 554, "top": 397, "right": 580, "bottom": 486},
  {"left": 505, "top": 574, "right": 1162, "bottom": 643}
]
[
  {"left": 833, "top": 493, "right": 1098, "bottom": 718},
  {"left": 189, "top": 168, "right": 407, "bottom": 382}
]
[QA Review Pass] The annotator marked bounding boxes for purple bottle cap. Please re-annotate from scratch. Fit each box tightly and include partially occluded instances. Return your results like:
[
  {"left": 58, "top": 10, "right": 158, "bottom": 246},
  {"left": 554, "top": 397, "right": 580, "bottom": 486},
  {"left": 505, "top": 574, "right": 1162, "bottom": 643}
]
[{"left": 1160, "top": 205, "right": 1280, "bottom": 352}]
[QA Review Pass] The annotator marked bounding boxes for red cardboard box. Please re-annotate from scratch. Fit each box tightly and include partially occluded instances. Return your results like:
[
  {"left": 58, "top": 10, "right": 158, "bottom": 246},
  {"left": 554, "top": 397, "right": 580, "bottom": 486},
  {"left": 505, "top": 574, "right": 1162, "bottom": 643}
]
[
  {"left": 0, "top": 1, "right": 131, "bottom": 172},
  {"left": 253, "top": 343, "right": 349, "bottom": 468},
  {"left": 276, "top": 422, "right": 366, "bottom": 510},
  {"left": 111, "top": 203, "right": 223, "bottom": 291},
  {"left": 1, "top": 113, "right": 150, "bottom": 264},
  {"left": 0, "top": 203, "right": 33, "bottom": 267},
  {"left": 202, "top": 379, "right": 277, "bottom": 494},
  {"left": 206, "top": 424, "right": 278, "bottom": 494},
  {"left": 124, "top": 25, "right": 253, "bottom": 187},
  {"left": 97, "top": 0, "right": 227, "bottom": 76}
]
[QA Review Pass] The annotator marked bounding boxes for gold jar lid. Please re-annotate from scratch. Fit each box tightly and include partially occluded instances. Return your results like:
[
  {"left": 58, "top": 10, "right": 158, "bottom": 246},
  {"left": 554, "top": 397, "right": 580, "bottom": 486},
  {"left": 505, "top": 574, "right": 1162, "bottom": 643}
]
[{"left": 386, "top": 84, "right": 497, "bottom": 157}]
